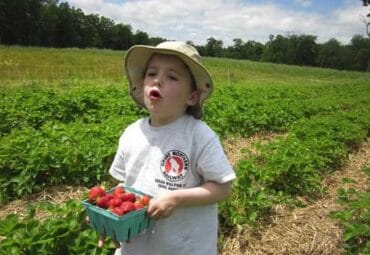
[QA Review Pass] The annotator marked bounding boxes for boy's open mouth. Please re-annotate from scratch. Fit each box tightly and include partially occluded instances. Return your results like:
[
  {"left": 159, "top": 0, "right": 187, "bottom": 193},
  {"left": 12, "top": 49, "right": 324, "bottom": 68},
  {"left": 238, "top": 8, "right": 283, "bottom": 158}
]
[{"left": 149, "top": 89, "right": 161, "bottom": 100}]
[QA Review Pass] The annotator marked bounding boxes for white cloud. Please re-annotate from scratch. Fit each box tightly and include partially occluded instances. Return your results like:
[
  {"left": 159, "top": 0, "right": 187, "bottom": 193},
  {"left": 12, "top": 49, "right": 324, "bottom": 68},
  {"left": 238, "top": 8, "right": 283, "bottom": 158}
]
[
  {"left": 66, "top": 0, "right": 370, "bottom": 46},
  {"left": 68, "top": 0, "right": 104, "bottom": 10},
  {"left": 294, "top": 0, "right": 312, "bottom": 8}
]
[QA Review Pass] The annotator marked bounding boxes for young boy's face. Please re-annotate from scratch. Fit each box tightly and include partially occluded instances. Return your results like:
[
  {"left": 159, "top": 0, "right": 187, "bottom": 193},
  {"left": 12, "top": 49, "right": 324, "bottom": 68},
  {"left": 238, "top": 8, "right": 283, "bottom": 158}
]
[{"left": 143, "top": 54, "right": 198, "bottom": 125}]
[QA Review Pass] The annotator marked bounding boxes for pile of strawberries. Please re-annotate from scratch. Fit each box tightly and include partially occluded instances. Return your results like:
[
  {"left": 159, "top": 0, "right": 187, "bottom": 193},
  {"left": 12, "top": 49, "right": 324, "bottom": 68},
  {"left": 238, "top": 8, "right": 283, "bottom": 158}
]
[{"left": 88, "top": 186, "right": 150, "bottom": 216}]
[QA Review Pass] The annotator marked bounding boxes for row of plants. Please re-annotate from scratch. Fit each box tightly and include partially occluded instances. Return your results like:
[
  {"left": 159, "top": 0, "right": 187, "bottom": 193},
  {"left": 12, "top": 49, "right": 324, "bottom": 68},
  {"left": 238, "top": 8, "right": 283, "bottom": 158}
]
[
  {"left": 0, "top": 200, "right": 115, "bottom": 255},
  {"left": 330, "top": 166, "right": 370, "bottom": 254},
  {"left": 1, "top": 83, "right": 369, "bottom": 203},
  {"left": 0, "top": 86, "right": 144, "bottom": 137},
  {"left": 0, "top": 80, "right": 369, "bottom": 254},
  {"left": 222, "top": 108, "right": 370, "bottom": 227}
]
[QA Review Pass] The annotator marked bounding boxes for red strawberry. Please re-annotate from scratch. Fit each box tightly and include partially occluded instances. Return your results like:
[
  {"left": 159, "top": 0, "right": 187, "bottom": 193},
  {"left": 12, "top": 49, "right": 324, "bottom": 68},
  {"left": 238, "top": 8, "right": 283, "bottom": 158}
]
[
  {"left": 111, "top": 207, "right": 124, "bottom": 216},
  {"left": 120, "top": 201, "right": 136, "bottom": 214},
  {"left": 88, "top": 186, "right": 106, "bottom": 203},
  {"left": 140, "top": 195, "right": 151, "bottom": 206},
  {"left": 113, "top": 186, "right": 125, "bottom": 196},
  {"left": 105, "top": 194, "right": 114, "bottom": 201},
  {"left": 96, "top": 195, "right": 109, "bottom": 208},
  {"left": 134, "top": 201, "right": 144, "bottom": 210},
  {"left": 107, "top": 197, "right": 122, "bottom": 208},
  {"left": 122, "top": 192, "right": 136, "bottom": 202}
]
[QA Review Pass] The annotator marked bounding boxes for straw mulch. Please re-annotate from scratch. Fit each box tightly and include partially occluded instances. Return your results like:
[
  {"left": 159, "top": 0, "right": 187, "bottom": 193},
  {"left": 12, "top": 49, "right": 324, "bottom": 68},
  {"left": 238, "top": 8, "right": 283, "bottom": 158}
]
[
  {"left": 0, "top": 185, "right": 88, "bottom": 221},
  {"left": 220, "top": 137, "right": 370, "bottom": 255}
]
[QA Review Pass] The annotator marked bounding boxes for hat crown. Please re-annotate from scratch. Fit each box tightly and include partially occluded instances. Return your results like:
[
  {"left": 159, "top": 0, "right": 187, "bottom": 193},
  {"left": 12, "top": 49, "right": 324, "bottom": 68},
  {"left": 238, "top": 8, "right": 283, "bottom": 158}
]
[{"left": 156, "top": 41, "right": 202, "bottom": 64}]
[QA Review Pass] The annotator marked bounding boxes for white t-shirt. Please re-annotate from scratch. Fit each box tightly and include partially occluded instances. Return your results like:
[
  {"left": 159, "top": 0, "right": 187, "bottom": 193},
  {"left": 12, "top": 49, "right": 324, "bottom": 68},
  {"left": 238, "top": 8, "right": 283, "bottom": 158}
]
[{"left": 109, "top": 114, "right": 235, "bottom": 255}]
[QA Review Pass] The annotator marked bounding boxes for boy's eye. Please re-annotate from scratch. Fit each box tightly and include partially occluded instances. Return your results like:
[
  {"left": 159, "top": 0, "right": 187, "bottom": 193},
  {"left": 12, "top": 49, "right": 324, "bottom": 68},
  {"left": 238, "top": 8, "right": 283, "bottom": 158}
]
[
  {"left": 168, "top": 75, "right": 178, "bottom": 81},
  {"left": 145, "top": 71, "right": 156, "bottom": 77}
]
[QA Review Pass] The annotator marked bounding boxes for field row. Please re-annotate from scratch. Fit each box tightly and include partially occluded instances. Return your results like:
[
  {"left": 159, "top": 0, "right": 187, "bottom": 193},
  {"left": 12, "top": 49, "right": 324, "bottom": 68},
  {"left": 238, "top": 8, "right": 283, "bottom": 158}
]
[{"left": 1, "top": 83, "right": 369, "bottom": 203}]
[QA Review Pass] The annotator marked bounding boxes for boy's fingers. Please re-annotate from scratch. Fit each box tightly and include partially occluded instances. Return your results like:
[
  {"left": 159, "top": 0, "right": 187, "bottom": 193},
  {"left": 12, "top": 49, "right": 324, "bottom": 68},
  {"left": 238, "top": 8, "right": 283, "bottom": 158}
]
[
  {"left": 113, "top": 239, "right": 121, "bottom": 248},
  {"left": 85, "top": 216, "right": 90, "bottom": 224},
  {"left": 98, "top": 235, "right": 121, "bottom": 249},
  {"left": 98, "top": 235, "right": 105, "bottom": 248}
]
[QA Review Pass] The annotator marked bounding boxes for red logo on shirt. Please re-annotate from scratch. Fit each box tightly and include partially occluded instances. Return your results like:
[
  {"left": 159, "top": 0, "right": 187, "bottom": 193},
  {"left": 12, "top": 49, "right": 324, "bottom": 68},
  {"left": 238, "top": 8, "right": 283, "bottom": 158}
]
[{"left": 160, "top": 150, "right": 189, "bottom": 182}]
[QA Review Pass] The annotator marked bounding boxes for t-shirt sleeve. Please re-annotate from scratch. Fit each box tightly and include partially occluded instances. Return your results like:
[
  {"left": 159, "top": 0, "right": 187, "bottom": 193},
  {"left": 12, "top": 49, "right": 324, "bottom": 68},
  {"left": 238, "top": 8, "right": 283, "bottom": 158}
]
[
  {"left": 196, "top": 131, "right": 236, "bottom": 184},
  {"left": 109, "top": 134, "right": 126, "bottom": 182}
]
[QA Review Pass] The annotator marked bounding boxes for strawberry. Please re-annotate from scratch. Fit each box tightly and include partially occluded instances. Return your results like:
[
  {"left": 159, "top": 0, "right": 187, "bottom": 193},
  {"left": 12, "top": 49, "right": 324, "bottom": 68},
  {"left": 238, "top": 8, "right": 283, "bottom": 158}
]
[
  {"left": 105, "top": 193, "right": 114, "bottom": 201},
  {"left": 121, "top": 192, "right": 136, "bottom": 202},
  {"left": 134, "top": 201, "right": 144, "bottom": 210},
  {"left": 113, "top": 186, "right": 125, "bottom": 196},
  {"left": 107, "top": 197, "right": 122, "bottom": 208},
  {"left": 140, "top": 195, "right": 151, "bottom": 206},
  {"left": 111, "top": 207, "right": 124, "bottom": 216},
  {"left": 96, "top": 195, "right": 109, "bottom": 208},
  {"left": 120, "top": 201, "right": 136, "bottom": 214},
  {"left": 88, "top": 186, "right": 106, "bottom": 203}
]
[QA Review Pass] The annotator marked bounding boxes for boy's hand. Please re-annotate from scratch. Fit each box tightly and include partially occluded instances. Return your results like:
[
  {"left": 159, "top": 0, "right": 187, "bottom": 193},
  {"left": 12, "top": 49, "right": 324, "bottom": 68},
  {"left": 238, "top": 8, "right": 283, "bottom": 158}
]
[
  {"left": 85, "top": 216, "right": 121, "bottom": 249},
  {"left": 146, "top": 192, "right": 178, "bottom": 219},
  {"left": 98, "top": 234, "right": 121, "bottom": 249},
  {"left": 146, "top": 181, "right": 232, "bottom": 220}
]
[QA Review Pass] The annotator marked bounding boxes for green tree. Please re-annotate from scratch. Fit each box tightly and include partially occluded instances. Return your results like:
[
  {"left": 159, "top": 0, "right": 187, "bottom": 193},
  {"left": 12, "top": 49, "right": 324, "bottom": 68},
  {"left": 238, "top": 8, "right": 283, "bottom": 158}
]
[
  {"left": 112, "top": 23, "right": 133, "bottom": 50},
  {"left": 262, "top": 34, "right": 289, "bottom": 63},
  {"left": 0, "top": 0, "right": 44, "bottom": 45},
  {"left": 39, "top": 0, "right": 59, "bottom": 47},
  {"left": 134, "top": 30, "right": 150, "bottom": 45},
  {"left": 287, "top": 34, "right": 317, "bottom": 66},
  {"left": 54, "top": 2, "right": 81, "bottom": 47},
  {"left": 97, "top": 16, "right": 116, "bottom": 48},
  {"left": 316, "top": 38, "right": 344, "bottom": 68},
  {"left": 83, "top": 14, "right": 103, "bottom": 48},
  {"left": 350, "top": 35, "right": 370, "bottom": 71},
  {"left": 205, "top": 37, "right": 223, "bottom": 57}
]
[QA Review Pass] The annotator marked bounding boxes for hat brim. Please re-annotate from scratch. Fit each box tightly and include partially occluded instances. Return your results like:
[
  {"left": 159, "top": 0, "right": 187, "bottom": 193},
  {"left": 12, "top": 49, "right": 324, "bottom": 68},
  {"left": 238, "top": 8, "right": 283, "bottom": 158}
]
[{"left": 124, "top": 45, "right": 213, "bottom": 118}]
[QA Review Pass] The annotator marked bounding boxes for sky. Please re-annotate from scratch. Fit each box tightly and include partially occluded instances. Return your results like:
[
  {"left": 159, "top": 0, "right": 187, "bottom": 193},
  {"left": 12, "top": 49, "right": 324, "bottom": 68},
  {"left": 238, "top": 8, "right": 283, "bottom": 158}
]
[{"left": 65, "top": 0, "right": 370, "bottom": 46}]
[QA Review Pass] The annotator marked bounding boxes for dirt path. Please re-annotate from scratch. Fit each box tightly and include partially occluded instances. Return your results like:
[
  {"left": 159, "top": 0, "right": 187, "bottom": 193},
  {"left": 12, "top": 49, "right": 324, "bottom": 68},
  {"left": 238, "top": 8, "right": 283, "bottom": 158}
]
[
  {"left": 0, "top": 185, "right": 88, "bottom": 220},
  {"left": 220, "top": 137, "right": 370, "bottom": 255}
]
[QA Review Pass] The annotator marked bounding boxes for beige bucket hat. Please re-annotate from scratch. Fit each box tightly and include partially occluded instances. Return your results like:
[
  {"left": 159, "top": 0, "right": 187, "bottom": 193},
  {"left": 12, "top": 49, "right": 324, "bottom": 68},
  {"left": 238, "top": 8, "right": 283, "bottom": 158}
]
[{"left": 124, "top": 41, "right": 213, "bottom": 119}]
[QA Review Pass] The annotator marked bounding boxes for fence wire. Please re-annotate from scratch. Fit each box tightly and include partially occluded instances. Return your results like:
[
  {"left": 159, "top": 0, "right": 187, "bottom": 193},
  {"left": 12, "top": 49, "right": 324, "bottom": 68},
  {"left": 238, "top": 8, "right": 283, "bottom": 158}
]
[{"left": 0, "top": 63, "right": 125, "bottom": 83}]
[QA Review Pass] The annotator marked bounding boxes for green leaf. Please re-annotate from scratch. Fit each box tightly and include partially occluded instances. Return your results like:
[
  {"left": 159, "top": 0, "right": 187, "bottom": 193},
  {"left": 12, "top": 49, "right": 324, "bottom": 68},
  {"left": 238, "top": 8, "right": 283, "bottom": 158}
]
[
  {"left": 343, "top": 223, "right": 370, "bottom": 241},
  {"left": 0, "top": 214, "right": 19, "bottom": 235}
]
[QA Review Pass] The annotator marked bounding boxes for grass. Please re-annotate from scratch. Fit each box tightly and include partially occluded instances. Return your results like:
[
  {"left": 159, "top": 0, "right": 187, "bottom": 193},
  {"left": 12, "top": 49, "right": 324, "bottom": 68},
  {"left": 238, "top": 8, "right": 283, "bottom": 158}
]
[
  {"left": 1, "top": 45, "right": 369, "bottom": 88},
  {"left": 0, "top": 46, "right": 125, "bottom": 84}
]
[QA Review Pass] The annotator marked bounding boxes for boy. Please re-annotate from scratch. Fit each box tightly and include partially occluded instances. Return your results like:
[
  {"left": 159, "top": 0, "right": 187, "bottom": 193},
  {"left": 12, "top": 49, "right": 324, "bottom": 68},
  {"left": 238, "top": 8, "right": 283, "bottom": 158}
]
[{"left": 107, "top": 41, "right": 235, "bottom": 255}]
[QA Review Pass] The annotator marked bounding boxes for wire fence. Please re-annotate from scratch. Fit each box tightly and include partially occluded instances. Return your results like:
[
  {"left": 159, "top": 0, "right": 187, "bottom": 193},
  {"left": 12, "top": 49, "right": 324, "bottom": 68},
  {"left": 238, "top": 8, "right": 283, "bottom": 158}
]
[
  {"left": 0, "top": 62, "right": 252, "bottom": 86},
  {"left": 0, "top": 63, "right": 125, "bottom": 84}
]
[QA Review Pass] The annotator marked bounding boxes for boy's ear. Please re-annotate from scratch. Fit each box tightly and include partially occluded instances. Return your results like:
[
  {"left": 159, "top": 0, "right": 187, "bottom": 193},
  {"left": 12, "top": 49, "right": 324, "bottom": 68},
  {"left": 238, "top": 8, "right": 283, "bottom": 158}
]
[{"left": 187, "top": 90, "right": 200, "bottom": 106}]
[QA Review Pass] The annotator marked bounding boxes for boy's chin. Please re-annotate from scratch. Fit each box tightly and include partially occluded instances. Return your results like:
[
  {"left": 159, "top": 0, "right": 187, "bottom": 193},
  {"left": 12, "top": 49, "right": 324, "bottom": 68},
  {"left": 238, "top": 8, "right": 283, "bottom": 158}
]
[{"left": 144, "top": 104, "right": 161, "bottom": 114}]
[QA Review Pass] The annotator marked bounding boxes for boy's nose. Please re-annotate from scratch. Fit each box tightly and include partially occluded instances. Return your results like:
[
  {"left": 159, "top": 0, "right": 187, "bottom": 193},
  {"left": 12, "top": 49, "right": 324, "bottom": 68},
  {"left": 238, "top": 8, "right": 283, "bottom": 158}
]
[{"left": 153, "top": 77, "right": 162, "bottom": 87}]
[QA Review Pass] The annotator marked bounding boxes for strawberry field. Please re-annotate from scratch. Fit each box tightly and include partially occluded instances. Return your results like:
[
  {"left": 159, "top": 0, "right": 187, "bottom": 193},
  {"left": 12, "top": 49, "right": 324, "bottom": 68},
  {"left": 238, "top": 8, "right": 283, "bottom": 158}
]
[{"left": 0, "top": 46, "right": 370, "bottom": 254}]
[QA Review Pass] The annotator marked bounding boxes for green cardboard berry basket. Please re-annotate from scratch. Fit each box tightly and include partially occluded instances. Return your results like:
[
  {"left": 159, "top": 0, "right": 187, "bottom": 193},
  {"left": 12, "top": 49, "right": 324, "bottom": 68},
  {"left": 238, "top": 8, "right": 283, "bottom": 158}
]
[{"left": 82, "top": 186, "right": 154, "bottom": 242}]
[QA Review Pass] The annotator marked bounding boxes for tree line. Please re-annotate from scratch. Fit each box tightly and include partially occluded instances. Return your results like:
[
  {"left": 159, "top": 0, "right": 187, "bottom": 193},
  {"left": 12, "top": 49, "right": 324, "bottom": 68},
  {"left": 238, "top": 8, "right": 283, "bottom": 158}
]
[
  {"left": 199, "top": 35, "right": 370, "bottom": 72},
  {"left": 0, "top": 0, "right": 165, "bottom": 49},
  {"left": 1, "top": 0, "right": 369, "bottom": 72}
]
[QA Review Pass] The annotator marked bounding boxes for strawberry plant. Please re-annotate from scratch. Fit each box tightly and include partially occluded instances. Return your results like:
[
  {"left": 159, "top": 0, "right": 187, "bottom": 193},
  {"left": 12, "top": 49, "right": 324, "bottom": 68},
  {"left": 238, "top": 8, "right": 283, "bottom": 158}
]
[
  {"left": 220, "top": 106, "right": 370, "bottom": 227},
  {"left": 0, "top": 199, "right": 116, "bottom": 255},
  {"left": 220, "top": 158, "right": 273, "bottom": 226},
  {"left": 330, "top": 166, "right": 370, "bottom": 254}
]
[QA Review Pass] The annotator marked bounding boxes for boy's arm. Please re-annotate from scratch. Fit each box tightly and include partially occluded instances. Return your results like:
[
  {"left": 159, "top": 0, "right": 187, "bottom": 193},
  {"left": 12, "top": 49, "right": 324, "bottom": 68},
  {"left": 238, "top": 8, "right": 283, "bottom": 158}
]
[{"left": 147, "top": 181, "right": 232, "bottom": 219}]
